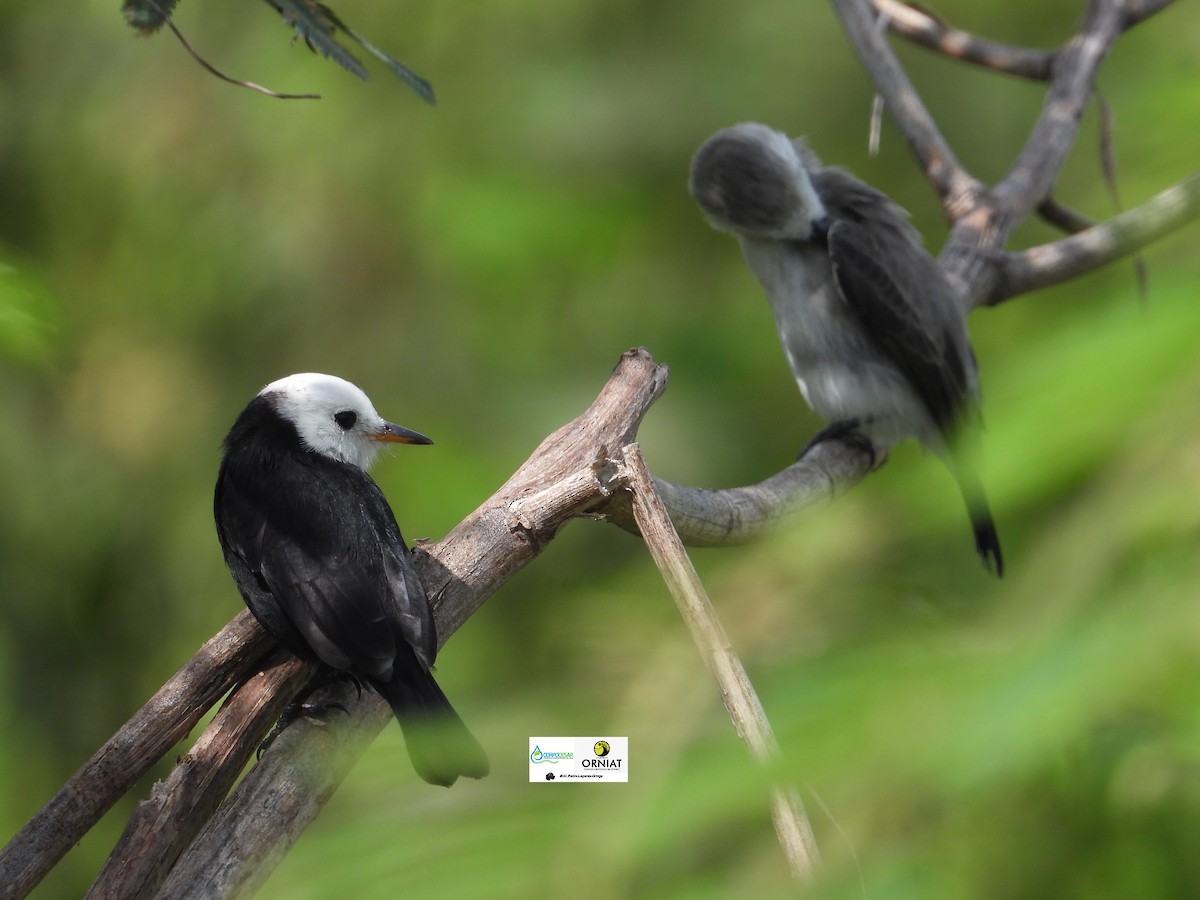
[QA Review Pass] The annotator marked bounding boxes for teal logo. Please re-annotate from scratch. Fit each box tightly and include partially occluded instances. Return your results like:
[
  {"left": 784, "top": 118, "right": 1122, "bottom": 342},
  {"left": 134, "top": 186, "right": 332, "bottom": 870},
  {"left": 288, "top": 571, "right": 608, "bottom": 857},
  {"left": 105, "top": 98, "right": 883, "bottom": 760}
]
[{"left": 531, "top": 744, "right": 573, "bottom": 764}]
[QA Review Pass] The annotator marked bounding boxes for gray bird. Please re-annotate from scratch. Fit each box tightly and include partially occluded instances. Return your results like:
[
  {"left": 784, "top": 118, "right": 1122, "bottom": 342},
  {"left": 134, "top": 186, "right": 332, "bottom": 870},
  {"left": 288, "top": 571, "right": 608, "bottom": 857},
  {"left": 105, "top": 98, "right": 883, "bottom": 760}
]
[{"left": 689, "top": 122, "right": 1002, "bottom": 575}]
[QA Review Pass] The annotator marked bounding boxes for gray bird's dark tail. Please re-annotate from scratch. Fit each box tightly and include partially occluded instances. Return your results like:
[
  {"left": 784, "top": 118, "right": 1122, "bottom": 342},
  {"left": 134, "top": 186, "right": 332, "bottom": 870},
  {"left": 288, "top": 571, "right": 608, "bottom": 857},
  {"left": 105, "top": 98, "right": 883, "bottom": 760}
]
[
  {"left": 953, "top": 466, "right": 1004, "bottom": 578},
  {"left": 375, "top": 666, "right": 490, "bottom": 787}
]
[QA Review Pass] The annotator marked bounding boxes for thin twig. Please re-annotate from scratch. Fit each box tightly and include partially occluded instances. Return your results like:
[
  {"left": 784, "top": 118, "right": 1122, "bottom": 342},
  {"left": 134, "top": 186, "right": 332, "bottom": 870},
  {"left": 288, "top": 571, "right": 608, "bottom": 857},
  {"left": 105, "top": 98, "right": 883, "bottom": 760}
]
[
  {"left": 1037, "top": 197, "right": 1096, "bottom": 234},
  {"left": 620, "top": 442, "right": 820, "bottom": 881},
  {"left": 141, "top": 0, "right": 321, "bottom": 100},
  {"left": 1093, "top": 90, "right": 1150, "bottom": 299}
]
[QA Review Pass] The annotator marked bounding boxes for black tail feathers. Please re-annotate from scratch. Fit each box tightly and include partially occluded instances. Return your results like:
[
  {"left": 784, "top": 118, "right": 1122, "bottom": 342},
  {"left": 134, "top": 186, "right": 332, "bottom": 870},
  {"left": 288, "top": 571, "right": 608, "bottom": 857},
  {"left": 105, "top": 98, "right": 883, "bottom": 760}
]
[
  {"left": 970, "top": 510, "right": 1004, "bottom": 578},
  {"left": 953, "top": 466, "right": 1004, "bottom": 578},
  {"left": 375, "top": 668, "right": 490, "bottom": 787}
]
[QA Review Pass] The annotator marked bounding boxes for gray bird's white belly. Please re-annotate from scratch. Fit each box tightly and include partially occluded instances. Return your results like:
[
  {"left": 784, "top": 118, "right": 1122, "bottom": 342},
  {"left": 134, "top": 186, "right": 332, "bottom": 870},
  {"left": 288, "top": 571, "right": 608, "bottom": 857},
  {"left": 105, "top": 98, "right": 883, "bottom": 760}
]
[{"left": 739, "top": 237, "right": 930, "bottom": 444}]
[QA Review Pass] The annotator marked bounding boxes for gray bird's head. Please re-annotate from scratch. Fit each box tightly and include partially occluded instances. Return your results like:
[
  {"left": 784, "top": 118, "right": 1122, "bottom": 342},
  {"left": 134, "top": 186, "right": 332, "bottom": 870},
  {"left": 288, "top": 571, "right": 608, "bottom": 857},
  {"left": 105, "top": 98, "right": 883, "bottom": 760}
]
[
  {"left": 260, "top": 373, "right": 432, "bottom": 471},
  {"left": 689, "top": 122, "right": 826, "bottom": 240}
]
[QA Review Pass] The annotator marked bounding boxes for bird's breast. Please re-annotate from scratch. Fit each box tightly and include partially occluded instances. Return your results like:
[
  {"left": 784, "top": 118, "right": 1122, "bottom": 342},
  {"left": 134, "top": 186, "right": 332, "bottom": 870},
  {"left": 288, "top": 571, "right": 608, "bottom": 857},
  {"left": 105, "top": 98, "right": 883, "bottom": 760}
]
[{"left": 739, "top": 236, "right": 928, "bottom": 435}]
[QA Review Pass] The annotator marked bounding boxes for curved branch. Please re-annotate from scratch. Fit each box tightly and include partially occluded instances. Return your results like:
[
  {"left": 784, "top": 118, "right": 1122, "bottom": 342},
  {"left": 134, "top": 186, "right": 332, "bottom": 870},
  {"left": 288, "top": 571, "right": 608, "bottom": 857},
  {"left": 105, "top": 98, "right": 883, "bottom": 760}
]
[
  {"left": 603, "top": 437, "right": 879, "bottom": 546},
  {"left": 829, "top": 0, "right": 983, "bottom": 217},
  {"left": 872, "top": 0, "right": 1054, "bottom": 80},
  {"left": 988, "top": 172, "right": 1200, "bottom": 303}
]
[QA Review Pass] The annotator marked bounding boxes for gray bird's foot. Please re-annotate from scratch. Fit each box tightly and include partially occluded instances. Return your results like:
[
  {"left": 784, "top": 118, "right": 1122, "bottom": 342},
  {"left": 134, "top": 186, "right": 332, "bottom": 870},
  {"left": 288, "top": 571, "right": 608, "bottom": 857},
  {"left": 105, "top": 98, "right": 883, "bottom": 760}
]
[
  {"left": 257, "top": 667, "right": 366, "bottom": 758},
  {"left": 797, "top": 418, "right": 878, "bottom": 468}
]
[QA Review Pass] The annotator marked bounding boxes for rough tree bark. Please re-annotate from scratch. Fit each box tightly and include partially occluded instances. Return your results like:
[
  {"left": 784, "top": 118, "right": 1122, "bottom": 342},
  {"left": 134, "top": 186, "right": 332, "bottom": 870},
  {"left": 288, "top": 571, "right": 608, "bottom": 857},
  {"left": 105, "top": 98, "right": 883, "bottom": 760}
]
[{"left": 1, "top": 0, "right": 1196, "bottom": 896}]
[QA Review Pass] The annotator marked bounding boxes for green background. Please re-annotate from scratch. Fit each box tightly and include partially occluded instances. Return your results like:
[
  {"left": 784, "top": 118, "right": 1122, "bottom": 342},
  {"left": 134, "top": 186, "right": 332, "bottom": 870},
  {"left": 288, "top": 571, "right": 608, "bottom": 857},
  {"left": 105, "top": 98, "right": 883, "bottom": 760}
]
[{"left": 2, "top": 1, "right": 1198, "bottom": 897}]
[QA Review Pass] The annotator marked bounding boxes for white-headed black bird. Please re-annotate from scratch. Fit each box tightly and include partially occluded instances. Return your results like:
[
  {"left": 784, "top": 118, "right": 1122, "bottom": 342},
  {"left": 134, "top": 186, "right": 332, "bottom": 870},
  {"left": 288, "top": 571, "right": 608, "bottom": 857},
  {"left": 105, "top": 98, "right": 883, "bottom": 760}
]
[
  {"left": 689, "top": 122, "right": 1002, "bottom": 575},
  {"left": 214, "top": 373, "right": 489, "bottom": 785}
]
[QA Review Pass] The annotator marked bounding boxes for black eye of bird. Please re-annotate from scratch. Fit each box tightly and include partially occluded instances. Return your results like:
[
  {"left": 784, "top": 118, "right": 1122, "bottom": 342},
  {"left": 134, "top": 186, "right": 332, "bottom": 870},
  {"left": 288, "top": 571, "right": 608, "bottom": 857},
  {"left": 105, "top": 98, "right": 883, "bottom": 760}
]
[{"left": 333, "top": 410, "right": 357, "bottom": 431}]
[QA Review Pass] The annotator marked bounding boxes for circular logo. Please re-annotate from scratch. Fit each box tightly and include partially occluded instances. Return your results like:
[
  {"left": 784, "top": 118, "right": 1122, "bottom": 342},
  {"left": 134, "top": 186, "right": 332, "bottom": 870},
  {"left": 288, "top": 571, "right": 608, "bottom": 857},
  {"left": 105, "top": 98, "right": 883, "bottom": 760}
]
[{"left": 594, "top": 741, "right": 611, "bottom": 757}]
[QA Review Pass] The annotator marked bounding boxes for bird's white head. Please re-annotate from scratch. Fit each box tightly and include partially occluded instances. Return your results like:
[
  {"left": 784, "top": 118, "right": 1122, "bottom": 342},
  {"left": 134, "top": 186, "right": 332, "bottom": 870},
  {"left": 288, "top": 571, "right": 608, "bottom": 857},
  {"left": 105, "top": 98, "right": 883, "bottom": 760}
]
[
  {"left": 689, "top": 122, "right": 826, "bottom": 240},
  {"left": 260, "top": 373, "right": 432, "bottom": 471}
]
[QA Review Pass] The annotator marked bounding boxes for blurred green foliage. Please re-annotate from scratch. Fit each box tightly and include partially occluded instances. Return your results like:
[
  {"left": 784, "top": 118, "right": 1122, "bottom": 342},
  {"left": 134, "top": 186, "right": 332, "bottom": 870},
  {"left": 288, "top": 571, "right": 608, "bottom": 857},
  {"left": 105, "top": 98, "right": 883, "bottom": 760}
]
[{"left": 1, "top": 1, "right": 1199, "bottom": 897}]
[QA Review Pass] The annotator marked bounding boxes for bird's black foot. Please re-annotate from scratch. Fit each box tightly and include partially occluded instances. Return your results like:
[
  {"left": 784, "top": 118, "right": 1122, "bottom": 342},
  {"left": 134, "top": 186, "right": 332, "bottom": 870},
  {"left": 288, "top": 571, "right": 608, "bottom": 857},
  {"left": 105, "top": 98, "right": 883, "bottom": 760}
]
[
  {"left": 257, "top": 667, "right": 366, "bottom": 758},
  {"left": 797, "top": 418, "right": 878, "bottom": 468}
]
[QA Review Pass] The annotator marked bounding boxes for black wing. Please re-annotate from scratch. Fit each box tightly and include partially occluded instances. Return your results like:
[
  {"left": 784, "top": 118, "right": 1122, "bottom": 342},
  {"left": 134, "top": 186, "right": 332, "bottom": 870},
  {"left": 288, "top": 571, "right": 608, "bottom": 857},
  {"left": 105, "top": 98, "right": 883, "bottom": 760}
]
[
  {"left": 826, "top": 219, "right": 972, "bottom": 434},
  {"left": 215, "top": 452, "right": 437, "bottom": 680}
]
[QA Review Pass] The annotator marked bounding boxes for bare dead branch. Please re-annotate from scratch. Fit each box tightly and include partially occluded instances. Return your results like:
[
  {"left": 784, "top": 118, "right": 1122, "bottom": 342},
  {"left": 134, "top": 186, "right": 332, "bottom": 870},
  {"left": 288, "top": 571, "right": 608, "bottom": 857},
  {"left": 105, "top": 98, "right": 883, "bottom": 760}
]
[
  {"left": 603, "top": 435, "right": 880, "bottom": 546},
  {"left": 871, "top": 0, "right": 1180, "bottom": 82},
  {"left": 419, "top": 347, "right": 669, "bottom": 637},
  {"left": 872, "top": 0, "right": 1055, "bottom": 80},
  {"left": 1121, "top": 0, "right": 1183, "bottom": 29},
  {"left": 829, "top": 0, "right": 983, "bottom": 217},
  {"left": 993, "top": 2, "right": 1125, "bottom": 215},
  {"left": 620, "top": 442, "right": 819, "bottom": 880},
  {"left": 937, "top": 0, "right": 1128, "bottom": 304},
  {"left": 154, "top": 677, "right": 390, "bottom": 900},
  {"left": 85, "top": 651, "right": 312, "bottom": 900},
  {"left": 989, "top": 171, "right": 1200, "bottom": 303},
  {"left": 0, "top": 611, "right": 273, "bottom": 899}
]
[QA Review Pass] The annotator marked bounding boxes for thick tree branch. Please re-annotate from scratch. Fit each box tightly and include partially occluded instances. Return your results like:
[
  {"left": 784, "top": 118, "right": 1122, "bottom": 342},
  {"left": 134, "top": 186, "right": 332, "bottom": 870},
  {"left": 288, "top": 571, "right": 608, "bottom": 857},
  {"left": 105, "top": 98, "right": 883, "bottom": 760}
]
[
  {"left": 0, "top": 612, "right": 274, "bottom": 899},
  {"left": 85, "top": 651, "right": 312, "bottom": 899},
  {"left": 989, "top": 172, "right": 1200, "bottom": 303}
]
